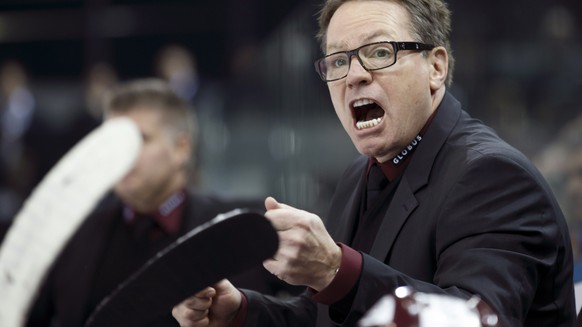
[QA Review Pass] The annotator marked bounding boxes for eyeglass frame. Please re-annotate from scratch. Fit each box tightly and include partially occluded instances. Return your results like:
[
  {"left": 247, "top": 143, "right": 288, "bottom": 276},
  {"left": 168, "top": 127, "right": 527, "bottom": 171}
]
[{"left": 314, "top": 41, "right": 435, "bottom": 82}]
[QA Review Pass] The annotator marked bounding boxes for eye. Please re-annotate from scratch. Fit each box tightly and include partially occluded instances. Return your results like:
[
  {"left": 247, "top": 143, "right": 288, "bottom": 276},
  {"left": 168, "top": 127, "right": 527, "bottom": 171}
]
[
  {"left": 373, "top": 48, "right": 390, "bottom": 58},
  {"left": 141, "top": 132, "right": 152, "bottom": 143},
  {"left": 361, "top": 43, "right": 393, "bottom": 59},
  {"left": 333, "top": 57, "right": 348, "bottom": 68}
]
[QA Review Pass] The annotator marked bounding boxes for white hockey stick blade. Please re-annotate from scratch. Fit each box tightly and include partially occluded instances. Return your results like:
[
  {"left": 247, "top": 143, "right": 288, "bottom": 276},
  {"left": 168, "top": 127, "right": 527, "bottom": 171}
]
[{"left": 0, "top": 117, "right": 142, "bottom": 327}]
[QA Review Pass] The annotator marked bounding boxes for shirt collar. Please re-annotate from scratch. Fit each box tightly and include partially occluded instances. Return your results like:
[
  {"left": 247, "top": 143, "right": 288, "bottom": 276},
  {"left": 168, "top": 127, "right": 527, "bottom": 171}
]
[
  {"left": 368, "top": 108, "right": 438, "bottom": 182},
  {"left": 124, "top": 190, "right": 187, "bottom": 236}
]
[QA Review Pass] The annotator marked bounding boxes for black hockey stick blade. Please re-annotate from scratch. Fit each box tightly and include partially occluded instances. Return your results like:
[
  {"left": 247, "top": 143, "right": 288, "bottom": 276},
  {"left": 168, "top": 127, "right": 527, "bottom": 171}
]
[{"left": 85, "top": 209, "right": 278, "bottom": 327}]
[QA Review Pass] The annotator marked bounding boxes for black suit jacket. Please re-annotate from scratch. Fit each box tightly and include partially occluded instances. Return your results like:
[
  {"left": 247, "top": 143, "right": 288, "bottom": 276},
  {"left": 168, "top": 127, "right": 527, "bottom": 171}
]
[
  {"left": 25, "top": 190, "right": 289, "bottom": 327},
  {"left": 242, "top": 92, "right": 575, "bottom": 326}
]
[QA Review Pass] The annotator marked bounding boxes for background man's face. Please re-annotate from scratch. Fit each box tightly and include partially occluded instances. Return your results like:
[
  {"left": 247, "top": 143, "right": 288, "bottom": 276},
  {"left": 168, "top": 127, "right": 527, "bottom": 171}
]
[{"left": 110, "top": 107, "right": 187, "bottom": 209}]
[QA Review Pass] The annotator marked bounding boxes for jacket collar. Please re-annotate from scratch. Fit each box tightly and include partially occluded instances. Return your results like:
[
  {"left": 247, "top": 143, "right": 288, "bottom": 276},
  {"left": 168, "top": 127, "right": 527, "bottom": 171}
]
[
  {"left": 369, "top": 91, "right": 463, "bottom": 260},
  {"left": 403, "top": 91, "right": 462, "bottom": 193}
]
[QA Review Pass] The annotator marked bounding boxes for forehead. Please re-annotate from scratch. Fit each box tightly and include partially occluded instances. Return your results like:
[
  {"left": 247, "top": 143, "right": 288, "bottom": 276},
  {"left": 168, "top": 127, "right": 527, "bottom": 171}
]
[
  {"left": 108, "top": 106, "right": 166, "bottom": 129},
  {"left": 326, "top": 1, "right": 412, "bottom": 52}
]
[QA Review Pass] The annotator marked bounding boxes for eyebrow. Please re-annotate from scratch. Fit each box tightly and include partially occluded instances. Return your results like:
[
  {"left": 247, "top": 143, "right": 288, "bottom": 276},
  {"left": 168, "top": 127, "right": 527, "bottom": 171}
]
[{"left": 326, "top": 31, "right": 390, "bottom": 53}]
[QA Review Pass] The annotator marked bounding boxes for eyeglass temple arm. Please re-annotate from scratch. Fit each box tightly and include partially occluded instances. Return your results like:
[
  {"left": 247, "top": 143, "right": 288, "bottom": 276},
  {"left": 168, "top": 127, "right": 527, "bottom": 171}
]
[{"left": 396, "top": 42, "right": 435, "bottom": 51}]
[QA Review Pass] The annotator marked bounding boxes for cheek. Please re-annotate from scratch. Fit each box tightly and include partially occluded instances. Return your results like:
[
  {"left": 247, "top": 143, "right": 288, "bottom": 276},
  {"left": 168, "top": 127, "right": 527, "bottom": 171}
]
[
  {"left": 385, "top": 83, "right": 430, "bottom": 127},
  {"left": 152, "top": 143, "right": 184, "bottom": 172},
  {"left": 329, "top": 87, "right": 350, "bottom": 124},
  {"left": 143, "top": 140, "right": 172, "bottom": 159},
  {"left": 128, "top": 144, "right": 171, "bottom": 177}
]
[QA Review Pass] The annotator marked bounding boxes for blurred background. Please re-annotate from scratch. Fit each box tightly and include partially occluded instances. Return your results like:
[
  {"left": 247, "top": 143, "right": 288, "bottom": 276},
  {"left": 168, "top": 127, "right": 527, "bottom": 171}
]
[{"left": 0, "top": 0, "right": 580, "bottom": 226}]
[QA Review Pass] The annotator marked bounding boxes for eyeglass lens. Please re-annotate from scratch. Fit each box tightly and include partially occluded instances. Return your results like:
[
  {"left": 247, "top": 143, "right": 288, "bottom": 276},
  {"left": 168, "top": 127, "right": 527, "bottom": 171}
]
[{"left": 319, "top": 42, "right": 396, "bottom": 81}]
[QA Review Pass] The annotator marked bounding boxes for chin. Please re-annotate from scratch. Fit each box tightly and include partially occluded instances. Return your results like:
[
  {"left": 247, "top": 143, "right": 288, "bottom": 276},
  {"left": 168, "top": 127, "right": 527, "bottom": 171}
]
[
  {"left": 356, "top": 141, "right": 387, "bottom": 158},
  {"left": 357, "top": 148, "right": 382, "bottom": 161},
  {"left": 114, "top": 184, "right": 139, "bottom": 199}
]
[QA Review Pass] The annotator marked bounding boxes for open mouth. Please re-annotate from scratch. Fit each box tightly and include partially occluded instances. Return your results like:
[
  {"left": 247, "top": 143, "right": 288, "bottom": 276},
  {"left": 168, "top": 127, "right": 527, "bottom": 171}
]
[{"left": 352, "top": 98, "right": 385, "bottom": 130}]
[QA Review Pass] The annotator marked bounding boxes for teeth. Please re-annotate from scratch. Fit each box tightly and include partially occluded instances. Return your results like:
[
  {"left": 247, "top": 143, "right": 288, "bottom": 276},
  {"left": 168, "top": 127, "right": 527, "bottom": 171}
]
[
  {"left": 353, "top": 98, "right": 374, "bottom": 108},
  {"left": 353, "top": 98, "right": 381, "bottom": 130},
  {"left": 356, "top": 117, "right": 382, "bottom": 130}
]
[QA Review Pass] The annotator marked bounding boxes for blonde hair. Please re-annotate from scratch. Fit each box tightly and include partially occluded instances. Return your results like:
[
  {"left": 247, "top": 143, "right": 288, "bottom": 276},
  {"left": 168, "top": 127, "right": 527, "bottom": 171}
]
[{"left": 103, "top": 78, "right": 197, "bottom": 144}]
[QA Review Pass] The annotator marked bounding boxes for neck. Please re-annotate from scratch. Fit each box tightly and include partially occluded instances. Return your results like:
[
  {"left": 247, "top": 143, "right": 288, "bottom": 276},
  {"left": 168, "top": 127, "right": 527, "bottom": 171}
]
[
  {"left": 431, "top": 87, "right": 446, "bottom": 112},
  {"left": 124, "top": 174, "right": 187, "bottom": 213}
]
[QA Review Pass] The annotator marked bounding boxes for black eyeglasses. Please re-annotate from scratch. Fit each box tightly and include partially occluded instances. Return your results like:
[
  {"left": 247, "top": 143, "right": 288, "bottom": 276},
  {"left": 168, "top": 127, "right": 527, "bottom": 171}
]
[{"left": 314, "top": 41, "right": 435, "bottom": 82}]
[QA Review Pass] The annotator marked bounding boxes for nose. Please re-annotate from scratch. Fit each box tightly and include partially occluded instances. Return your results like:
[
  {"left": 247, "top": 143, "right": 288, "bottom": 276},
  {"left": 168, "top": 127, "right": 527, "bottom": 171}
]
[{"left": 345, "top": 56, "right": 372, "bottom": 87}]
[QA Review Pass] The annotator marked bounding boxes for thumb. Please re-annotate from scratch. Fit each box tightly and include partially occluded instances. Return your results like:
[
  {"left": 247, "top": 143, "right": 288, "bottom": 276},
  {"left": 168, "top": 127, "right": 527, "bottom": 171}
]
[
  {"left": 264, "top": 196, "right": 280, "bottom": 211},
  {"left": 264, "top": 196, "right": 295, "bottom": 211},
  {"left": 195, "top": 286, "right": 216, "bottom": 299},
  {"left": 213, "top": 279, "right": 234, "bottom": 293}
]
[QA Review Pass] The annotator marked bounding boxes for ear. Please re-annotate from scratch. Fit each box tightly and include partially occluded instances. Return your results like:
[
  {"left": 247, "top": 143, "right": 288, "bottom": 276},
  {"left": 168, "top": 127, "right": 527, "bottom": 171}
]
[
  {"left": 428, "top": 46, "right": 448, "bottom": 92},
  {"left": 174, "top": 133, "right": 193, "bottom": 167}
]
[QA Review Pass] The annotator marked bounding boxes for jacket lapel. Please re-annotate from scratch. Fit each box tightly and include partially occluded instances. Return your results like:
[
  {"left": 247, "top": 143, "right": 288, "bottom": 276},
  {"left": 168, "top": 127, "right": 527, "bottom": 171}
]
[
  {"left": 56, "top": 195, "right": 122, "bottom": 326},
  {"left": 328, "top": 157, "right": 368, "bottom": 244},
  {"left": 369, "top": 179, "right": 417, "bottom": 260},
  {"left": 369, "top": 92, "right": 462, "bottom": 261}
]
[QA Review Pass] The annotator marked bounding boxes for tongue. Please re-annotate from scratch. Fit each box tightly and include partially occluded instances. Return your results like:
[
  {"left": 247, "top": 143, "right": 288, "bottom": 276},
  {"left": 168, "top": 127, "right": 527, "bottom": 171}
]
[{"left": 365, "top": 106, "right": 384, "bottom": 121}]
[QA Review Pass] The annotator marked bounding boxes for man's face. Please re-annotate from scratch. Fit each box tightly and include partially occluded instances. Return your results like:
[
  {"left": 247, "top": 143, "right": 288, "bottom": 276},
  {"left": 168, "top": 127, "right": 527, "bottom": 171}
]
[
  {"left": 325, "top": 1, "right": 443, "bottom": 163},
  {"left": 110, "top": 107, "right": 189, "bottom": 210}
]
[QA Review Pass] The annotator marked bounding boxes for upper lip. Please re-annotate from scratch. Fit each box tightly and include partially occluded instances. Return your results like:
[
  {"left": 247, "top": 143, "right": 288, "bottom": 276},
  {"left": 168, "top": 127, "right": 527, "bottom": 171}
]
[
  {"left": 352, "top": 98, "right": 375, "bottom": 108},
  {"left": 350, "top": 97, "right": 376, "bottom": 110}
]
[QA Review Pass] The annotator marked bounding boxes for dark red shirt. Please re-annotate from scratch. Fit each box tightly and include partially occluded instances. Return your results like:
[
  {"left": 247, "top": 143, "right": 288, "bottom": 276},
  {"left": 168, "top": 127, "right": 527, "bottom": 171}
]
[{"left": 123, "top": 190, "right": 186, "bottom": 238}]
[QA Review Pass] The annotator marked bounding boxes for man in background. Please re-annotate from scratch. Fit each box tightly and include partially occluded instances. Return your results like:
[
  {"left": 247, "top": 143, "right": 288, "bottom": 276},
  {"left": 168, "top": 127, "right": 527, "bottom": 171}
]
[{"left": 26, "top": 78, "right": 294, "bottom": 327}]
